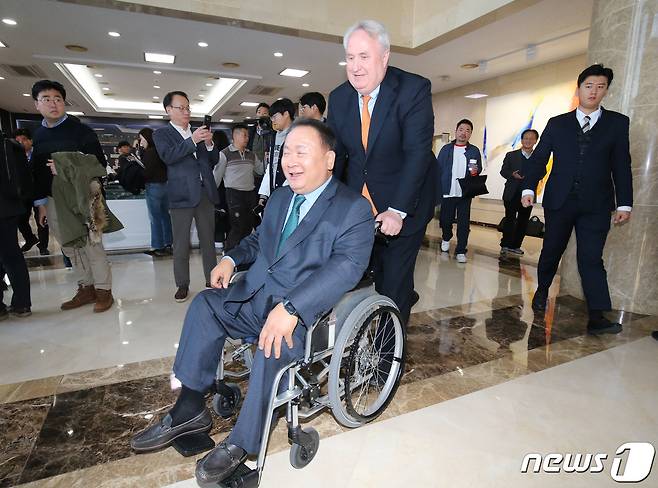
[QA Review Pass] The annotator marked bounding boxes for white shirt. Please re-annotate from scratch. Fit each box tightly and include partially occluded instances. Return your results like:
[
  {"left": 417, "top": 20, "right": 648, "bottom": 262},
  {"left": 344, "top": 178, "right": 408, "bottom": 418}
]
[
  {"left": 521, "top": 108, "right": 631, "bottom": 212},
  {"left": 357, "top": 84, "right": 406, "bottom": 219},
  {"left": 444, "top": 145, "right": 467, "bottom": 198}
]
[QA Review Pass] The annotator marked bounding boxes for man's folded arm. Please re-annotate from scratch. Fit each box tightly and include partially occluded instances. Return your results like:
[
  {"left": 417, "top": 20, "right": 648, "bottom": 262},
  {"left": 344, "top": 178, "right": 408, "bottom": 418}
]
[{"left": 286, "top": 200, "right": 375, "bottom": 327}]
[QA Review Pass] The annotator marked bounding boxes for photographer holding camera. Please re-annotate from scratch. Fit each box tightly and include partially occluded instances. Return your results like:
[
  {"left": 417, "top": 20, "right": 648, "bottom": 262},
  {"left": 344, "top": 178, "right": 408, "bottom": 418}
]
[
  {"left": 248, "top": 103, "right": 272, "bottom": 190},
  {"left": 257, "top": 98, "right": 295, "bottom": 205}
]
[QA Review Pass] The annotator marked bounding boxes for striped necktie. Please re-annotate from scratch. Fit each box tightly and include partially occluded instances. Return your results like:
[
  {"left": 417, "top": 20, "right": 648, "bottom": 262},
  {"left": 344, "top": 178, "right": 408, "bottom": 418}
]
[
  {"left": 581, "top": 115, "right": 591, "bottom": 133},
  {"left": 277, "top": 194, "right": 305, "bottom": 256}
]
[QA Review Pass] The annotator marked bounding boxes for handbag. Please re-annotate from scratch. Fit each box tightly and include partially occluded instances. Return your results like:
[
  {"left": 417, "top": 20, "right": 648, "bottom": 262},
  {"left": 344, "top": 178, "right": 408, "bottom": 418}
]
[
  {"left": 457, "top": 174, "right": 489, "bottom": 198},
  {"left": 525, "top": 215, "right": 545, "bottom": 238}
]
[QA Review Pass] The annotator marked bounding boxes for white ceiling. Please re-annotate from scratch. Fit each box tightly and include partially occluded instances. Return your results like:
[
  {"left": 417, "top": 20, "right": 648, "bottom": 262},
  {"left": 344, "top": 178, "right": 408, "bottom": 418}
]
[{"left": 0, "top": 0, "right": 593, "bottom": 121}]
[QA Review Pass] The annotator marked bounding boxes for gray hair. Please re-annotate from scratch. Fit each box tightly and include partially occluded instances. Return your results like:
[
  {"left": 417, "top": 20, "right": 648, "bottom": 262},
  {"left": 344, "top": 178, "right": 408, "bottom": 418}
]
[{"left": 343, "top": 20, "right": 391, "bottom": 53}]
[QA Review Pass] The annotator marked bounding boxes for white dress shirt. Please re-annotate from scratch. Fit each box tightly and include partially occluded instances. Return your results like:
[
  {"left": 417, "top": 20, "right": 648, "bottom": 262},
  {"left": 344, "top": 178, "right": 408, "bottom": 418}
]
[{"left": 521, "top": 107, "right": 631, "bottom": 212}]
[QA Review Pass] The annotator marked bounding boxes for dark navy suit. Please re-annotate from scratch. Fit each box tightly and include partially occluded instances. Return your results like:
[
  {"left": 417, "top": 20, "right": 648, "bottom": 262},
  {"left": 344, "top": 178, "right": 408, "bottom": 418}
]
[
  {"left": 522, "top": 108, "right": 632, "bottom": 310},
  {"left": 173, "top": 177, "right": 374, "bottom": 454},
  {"left": 154, "top": 124, "right": 220, "bottom": 287},
  {"left": 327, "top": 66, "right": 436, "bottom": 322}
]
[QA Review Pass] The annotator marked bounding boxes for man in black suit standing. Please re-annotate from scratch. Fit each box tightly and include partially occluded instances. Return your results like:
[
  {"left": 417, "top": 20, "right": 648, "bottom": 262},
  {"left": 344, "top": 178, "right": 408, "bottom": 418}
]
[
  {"left": 327, "top": 20, "right": 436, "bottom": 323},
  {"left": 500, "top": 129, "right": 538, "bottom": 255},
  {"left": 521, "top": 64, "right": 633, "bottom": 335}
]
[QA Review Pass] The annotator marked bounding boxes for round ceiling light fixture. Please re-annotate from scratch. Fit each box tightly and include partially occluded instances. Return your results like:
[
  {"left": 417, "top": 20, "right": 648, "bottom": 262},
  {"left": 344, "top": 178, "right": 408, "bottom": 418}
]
[
  {"left": 460, "top": 63, "right": 479, "bottom": 69},
  {"left": 222, "top": 62, "right": 240, "bottom": 68}
]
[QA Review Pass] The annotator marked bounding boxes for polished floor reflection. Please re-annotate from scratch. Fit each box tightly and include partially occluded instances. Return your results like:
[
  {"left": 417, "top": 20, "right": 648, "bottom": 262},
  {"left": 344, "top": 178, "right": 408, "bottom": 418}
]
[{"left": 1, "top": 226, "right": 655, "bottom": 487}]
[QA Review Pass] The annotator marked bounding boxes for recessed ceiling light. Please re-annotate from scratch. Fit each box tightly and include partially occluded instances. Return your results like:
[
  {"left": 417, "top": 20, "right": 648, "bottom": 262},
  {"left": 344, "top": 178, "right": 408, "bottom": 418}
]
[
  {"left": 2, "top": 19, "right": 17, "bottom": 26},
  {"left": 104, "top": 93, "right": 115, "bottom": 96},
  {"left": 148, "top": 115, "right": 163, "bottom": 119},
  {"left": 108, "top": 31, "right": 120, "bottom": 37},
  {"left": 22, "top": 93, "right": 30, "bottom": 97},
  {"left": 102, "top": 87, "right": 110, "bottom": 91},
  {"left": 460, "top": 63, "right": 479, "bottom": 69},
  {"left": 222, "top": 62, "right": 240, "bottom": 68},
  {"left": 66, "top": 45, "right": 88, "bottom": 52},
  {"left": 205, "top": 83, "right": 213, "bottom": 87},
  {"left": 94, "top": 73, "right": 103, "bottom": 78},
  {"left": 153, "top": 85, "right": 160, "bottom": 89},
  {"left": 338, "top": 61, "right": 347, "bottom": 66},
  {"left": 220, "top": 118, "right": 234, "bottom": 123},
  {"left": 464, "top": 93, "right": 488, "bottom": 99},
  {"left": 67, "top": 111, "right": 84, "bottom": 116},
  {"left": 302, "top": 83, "right": 310, "bottom": 87},
  {"left": 153, "top": 70, "right": 162, "bottom": 74},
  {"left": 279, "top": 68, "right": 309, "bottom": 78},
  {"left": 152, "top": 96, "right": 159, "bottom": 99},
  {"left": 0, "top": 40, "right": 7, "bottom": 48},
  {"left": 273, "top": 52, "right": 283, "bottom": 57},
  {"left": 245, "top": 116, "right": 252, "bottom": 119},
  {"left": 240, "top": 102, "right": 259, "bottom": 107},
  {"left": 144, "top": 52, "right": 175, "bottom": 64},
  {"left": 198, "top": 94, "right": 205, "bottom": 98},
  {"left": 0, "top": 76, "right": 4, "bottom": 80},
  {"left": 198, "top": 41, "right": 208, "bottom": 47}
]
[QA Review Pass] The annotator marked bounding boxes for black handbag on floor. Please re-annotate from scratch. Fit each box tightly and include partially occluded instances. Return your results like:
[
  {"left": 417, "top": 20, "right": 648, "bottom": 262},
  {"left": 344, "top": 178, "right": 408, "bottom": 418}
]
[
  {"left": 458, "top": 174, "right": 489, "bottom": 198},
  {"left": 525, "top": 215, "right": 545, "bottom": 238}
]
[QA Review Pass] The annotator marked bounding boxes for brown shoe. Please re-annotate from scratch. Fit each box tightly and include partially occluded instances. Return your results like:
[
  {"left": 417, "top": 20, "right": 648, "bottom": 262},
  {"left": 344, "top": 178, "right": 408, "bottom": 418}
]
[
  {"left": 94, "top": 288, "right": 114, "bottom": 313},
  {"left": 61, "top": 285, "right": 97, "bottom": 310}
]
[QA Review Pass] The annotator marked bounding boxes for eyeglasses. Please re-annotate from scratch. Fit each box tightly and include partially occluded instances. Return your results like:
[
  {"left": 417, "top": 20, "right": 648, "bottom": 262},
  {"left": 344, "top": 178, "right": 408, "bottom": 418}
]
[
  {"left": 170, "top": 105, "right": 191, "bottom": 113},
  {"left": 38, "top": 96, "right": 65, "bottom": 104}
]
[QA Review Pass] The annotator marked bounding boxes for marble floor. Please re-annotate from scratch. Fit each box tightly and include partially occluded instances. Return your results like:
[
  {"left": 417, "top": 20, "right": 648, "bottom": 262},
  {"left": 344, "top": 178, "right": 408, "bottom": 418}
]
[{"left": 1, "top": 226, "right": 656, "bottom": 487}]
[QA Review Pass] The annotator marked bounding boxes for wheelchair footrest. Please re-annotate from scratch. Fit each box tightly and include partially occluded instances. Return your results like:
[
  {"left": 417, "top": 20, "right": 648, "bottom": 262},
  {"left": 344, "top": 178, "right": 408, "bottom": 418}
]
[
  {"left": 218, "top": 463, "right": 259, "bottom": 488},
  {"left": 171, "top": 432, "right": 215, "bottom": 457}
]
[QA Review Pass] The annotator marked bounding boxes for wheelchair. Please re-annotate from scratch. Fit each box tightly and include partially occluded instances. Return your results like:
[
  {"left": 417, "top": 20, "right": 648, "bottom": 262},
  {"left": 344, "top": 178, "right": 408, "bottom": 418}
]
[{"left": 210, "top": 270, "right": 406, "bottom": 487}]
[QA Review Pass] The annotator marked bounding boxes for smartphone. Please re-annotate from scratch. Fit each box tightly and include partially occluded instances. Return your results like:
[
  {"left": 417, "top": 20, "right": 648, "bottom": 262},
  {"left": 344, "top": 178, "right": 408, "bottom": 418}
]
[{"left": 203, "top": 115, "right": 212, "bottom": 130}]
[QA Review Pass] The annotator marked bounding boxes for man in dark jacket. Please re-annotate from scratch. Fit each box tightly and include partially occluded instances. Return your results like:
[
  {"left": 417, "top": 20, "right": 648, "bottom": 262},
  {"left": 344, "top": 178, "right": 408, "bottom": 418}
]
[
  {"left": 521, "top": 64, "right": 633, "bottom": 335},
  {"left": 327, "top": 20, "right": 436, "bottom": 323},
  {"left": 0, "top": 138, "right": 32, "bottom": 319},
  {"left": 499, "top": 129, "right": 539, "bottom": 255},
  {"left": 436, "top": 119, "right": 482, "bottom": 263},
  {"left": 31, "top": 79, "right": 114, "bottom": 313}
]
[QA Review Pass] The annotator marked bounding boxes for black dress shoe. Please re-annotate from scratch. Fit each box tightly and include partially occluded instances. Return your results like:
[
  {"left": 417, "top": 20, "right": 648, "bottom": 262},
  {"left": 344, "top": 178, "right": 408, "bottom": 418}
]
[
  {"left": 652, "top": 331, "right": 658, "bottom": 341},
  {"left": 410, "top": 290, "right": 420, "bottom": 307},
  {"left": 130, "top": 409, "right": 212, "bottom": 452},
  {"left": 196, "top": 440, "right": 247, "bottom": 484},
  {"left": 175, "top": 286, "right": 189, "bottom": 303},
  {"left": 20, "top": 236, "right": 39, "bottom": 253},
  {"left": 531, "top": 288, "right": 548, "bottom": 312},
  {"left": 587, "top": 317, "right": 622, "bottom": 335}
]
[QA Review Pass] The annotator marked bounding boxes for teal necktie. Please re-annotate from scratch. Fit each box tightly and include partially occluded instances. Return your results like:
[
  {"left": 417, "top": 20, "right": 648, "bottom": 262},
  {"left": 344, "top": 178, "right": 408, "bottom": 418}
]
[{"left": 277, "top": 194, "right": 306, "bottom": 256}]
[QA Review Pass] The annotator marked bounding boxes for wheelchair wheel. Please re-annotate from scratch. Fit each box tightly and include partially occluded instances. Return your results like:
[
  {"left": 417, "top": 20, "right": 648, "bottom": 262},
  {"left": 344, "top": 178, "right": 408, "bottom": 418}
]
[
  {"left": 212, "top": 383, "right": 242, "bottom": 418},
  {"left": 289, "top": 428, "right": 320, "bottom": 469},
  {"left": 328, "top": 296, "right": 405, "bottom": 428}
]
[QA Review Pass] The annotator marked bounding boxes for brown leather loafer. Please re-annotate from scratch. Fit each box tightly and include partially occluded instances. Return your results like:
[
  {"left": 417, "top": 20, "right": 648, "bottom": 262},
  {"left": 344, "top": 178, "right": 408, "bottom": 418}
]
[
  {"left": 61, "top": 285, "right": 97, "bottom": 310},
  {"left": 94, "top": 288, "right": 114, "bottom": 313}
]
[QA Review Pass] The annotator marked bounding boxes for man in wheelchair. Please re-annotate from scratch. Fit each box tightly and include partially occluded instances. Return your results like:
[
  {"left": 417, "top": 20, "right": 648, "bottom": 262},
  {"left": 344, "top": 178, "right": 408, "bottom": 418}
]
[{"left": 131, "top": 119, "right": 375, "bottom": 484}]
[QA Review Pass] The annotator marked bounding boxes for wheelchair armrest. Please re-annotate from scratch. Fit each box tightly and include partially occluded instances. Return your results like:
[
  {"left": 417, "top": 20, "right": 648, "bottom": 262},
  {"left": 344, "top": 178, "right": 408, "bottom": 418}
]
[{"left": 229, "top": 270, "right": 248, "bottom": 285}]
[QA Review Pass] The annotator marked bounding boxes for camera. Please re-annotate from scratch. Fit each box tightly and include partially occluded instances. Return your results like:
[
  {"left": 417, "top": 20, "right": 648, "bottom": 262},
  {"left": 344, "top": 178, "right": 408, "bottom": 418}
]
[{"left": 256, "top": 116, "right": 272, "bottom": 134}]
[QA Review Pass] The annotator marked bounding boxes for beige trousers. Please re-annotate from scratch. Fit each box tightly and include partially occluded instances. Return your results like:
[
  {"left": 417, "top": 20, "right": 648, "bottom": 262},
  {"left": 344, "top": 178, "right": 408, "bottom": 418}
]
[{"left": 47, "top": 197, "right": 112, "bottom": 290}]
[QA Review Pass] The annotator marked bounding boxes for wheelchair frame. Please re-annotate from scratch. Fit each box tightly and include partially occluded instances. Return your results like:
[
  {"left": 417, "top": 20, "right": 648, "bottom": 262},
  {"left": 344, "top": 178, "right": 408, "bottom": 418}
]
[{"left": 213, "top": 277, "right": 406, "bottom": 487}]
